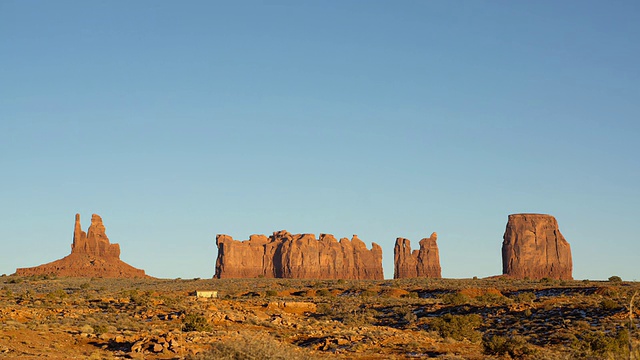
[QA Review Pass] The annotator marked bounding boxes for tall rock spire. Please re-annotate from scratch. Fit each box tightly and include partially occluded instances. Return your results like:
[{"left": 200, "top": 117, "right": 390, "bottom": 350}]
[
  {"left": 394, "top": 232, "right": 442, "bottom": 279},
  {"left": 72, "top": 213, "right": 87, "bottom": 254}
]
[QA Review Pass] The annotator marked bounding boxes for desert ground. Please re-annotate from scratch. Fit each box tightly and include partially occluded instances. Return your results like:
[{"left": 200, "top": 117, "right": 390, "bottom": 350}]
[{"left": 0, "top": 275, "right": 638, "bottom": 359}]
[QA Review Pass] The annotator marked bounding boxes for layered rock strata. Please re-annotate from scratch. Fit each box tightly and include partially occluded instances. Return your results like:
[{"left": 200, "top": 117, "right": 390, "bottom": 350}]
[
  {"left": 394, "top": 232, "right": 442, "bottom": 278},
  {"left": 16, "top": 214, "right": 147, "bottom": 278},
  {"left": 502, "top": 213, "right": 573, "bottom": 280},
  {"left": 215, "top": 230, "right": 383, "bottom": 279}
]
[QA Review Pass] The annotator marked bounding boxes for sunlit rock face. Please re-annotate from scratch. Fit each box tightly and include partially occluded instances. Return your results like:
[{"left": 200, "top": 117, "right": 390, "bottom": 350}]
[
  {"left": 502, "top": 214, "right": 573, "bottom": 280},
  {"left": 215, "top": 230, "right": 383, "bottom": 280},
  {"left": 394, "top": 232, "right": 441, "bottom": 279},
  {"left": 15, "top": 214, "right": 147, "bottom": 278}
]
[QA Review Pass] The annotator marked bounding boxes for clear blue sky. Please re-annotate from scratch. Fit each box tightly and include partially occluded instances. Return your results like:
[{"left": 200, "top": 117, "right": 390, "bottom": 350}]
[{"left": 1, "top": 1, "right": 638, "bottom": 280}]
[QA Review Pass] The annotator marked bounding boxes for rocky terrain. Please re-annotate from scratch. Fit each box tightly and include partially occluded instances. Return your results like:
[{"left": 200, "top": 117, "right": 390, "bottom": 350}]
[
  {"left": 15, "top": 214, "right": 147, "bottom": 278},
  {"left": 0, "top": 275, "right": 638, "bottom": 359},
  {"left": 394, "top": 232, "right": 442, "bottom": 279},
  {"left": 502, "top": 214, "right": 573, "bottom": 280},
  {"left": 215, "top": 230, "right": 383, "bottom": 280}
]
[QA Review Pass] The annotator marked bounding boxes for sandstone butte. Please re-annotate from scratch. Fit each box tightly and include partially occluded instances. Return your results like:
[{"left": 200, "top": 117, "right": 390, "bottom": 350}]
[
  {"left": 393, "top": 232, "right": 442, "bottom": 279},
  {"left": 502, "top": 213, "right": 573, "bottom": 280},
  {"left": 215, "top": 230, "right": 383, "bottom": 280},
  {"left": 15, "top": 214, "right": 147, "bottom": 278}
]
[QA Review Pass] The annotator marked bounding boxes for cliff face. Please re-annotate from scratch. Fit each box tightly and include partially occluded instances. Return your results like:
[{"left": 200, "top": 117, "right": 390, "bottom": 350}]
[
  {"left": 215, "top": 230, "right": 383, "bottom": 280},
  {"left": 16, "top": 214, "right": 147, "bottom": 278},
  {"left": 394, "top": 232, "right": 441, "bottom": 279},
  {"left": 502, "top": 213, "right": 573, "bottom": 280}
]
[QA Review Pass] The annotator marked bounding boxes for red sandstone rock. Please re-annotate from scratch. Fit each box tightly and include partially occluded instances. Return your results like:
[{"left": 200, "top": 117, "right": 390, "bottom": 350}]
[
  {"left": 502, "top": 213, "right": 573, "bottom": 280},
  {"left": 15, "top": 214, "right": 147, "bottom": 278},
  {"left": 394, "top": 232, "right": 441, "bottom": 279},
  {"left": 215, "top": 230, "right": 383, "bottom": 280}
]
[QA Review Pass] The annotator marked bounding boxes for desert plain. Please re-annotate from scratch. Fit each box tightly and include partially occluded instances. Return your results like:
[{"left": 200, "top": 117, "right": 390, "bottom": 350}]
[{"left": 1, "top": 275, "right": 638, "bottom": 359}]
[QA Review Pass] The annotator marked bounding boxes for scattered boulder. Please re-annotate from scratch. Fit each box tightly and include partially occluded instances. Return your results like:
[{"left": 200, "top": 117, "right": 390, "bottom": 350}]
[
  {"left": 215, "top": 230, "right": 383, "bottom": 279},
  {"left": 393, "top": 232, "right": 441, "bottom": 279},
  {"left": 502, "top": 213, "right": 573, "bottom": 280},
  {"left": 15, "top": 214, "right": 147, "bottom": 278}
]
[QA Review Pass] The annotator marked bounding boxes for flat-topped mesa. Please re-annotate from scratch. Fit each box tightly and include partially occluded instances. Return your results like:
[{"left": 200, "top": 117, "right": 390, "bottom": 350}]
[
  {"left": 502, "top": 213, "right": 573, "bottom": 280},
  {"left": 214, "top": 230, "right": 383, "bottom": 280},
  {"left": 16, "top": 213, "right": 146, "bottom": 278},
  {"left": 394, "top": 232, "right": 442, "bottom": 279},
  {"left": 72, "top": 214, "right": 120, "bottom": 258}
]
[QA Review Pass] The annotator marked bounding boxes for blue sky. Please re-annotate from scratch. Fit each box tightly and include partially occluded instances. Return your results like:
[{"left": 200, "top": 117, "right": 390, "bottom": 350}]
[{"left": 1, "top": 1, "right": 638, "bottom": 280}]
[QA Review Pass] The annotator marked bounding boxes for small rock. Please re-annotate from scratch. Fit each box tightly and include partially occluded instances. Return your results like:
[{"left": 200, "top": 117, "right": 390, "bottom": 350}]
[{"left": 130, "top": 340, "right": 144, "bottom": 353}]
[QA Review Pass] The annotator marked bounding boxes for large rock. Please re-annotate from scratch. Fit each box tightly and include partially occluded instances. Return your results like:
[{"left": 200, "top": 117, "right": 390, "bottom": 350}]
[
  {"left": 16, "top": 214, "right": 147, "bottom": 278},
  {"left": 394, "top": 232, "right": 441, "bottom": 279},
  {"left": 502, "top": 213, "right": 573, "bottom": 280},
  {"left": 215, "top": 230, "right": 383, "bottom": 279}
]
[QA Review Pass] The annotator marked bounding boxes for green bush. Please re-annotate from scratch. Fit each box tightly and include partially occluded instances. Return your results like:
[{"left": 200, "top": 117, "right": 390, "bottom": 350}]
[
  {"left": 512, "top": 291, "right": 536, "bottom": 304},
  {"left": 359, "top": 289, "right": 377, "bottom": 297},
  {"left": 182, "top": 313, "right": 211, "bottom": 332},
  {"left": 600, "top": 298, "right": 621, "bottom": 311},
  {"left": 440, "top": 292, "right": 470, "bottom": 306},
  {"left": 608, "top": 276, "right": 622, "bottom": 283},
  {"left": 397, "top": 306, "right": 417, "bottom": 324},
  {"left": 429, "top": 314, "right": 482, "bottom": 343},
  {"left": 475, "top": 293, "right": 507, "bottom": 306},
  {"left": 265, "top": 290, "right": 278, "bottom": 297},
  {"left": 571, "top": 329, "right": 629, "bottom": 358}
]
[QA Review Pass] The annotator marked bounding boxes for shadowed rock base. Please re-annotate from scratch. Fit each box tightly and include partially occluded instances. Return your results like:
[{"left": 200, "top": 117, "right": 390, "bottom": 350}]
[{"left": 16, "top": 214, "right": 147, "bottom": 278}]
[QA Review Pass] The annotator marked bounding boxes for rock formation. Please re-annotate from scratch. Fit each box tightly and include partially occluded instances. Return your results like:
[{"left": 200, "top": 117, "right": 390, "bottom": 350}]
[
  {"left": 502, "top": 213, "right": 572, "bottom": 280},
  {"left": 394, "top": 232, "right": 442, "bottom": 279},
  {"left": 16, "top": 214, "right": 147, "bottom": 278},
  {"left": 215, "top": 230, "right": 383, "bottom": 279}
]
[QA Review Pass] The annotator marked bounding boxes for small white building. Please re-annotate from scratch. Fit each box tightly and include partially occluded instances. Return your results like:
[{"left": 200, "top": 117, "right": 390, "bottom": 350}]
[{"left": 195, "top": 290, "right": 218, "bottom": 299}]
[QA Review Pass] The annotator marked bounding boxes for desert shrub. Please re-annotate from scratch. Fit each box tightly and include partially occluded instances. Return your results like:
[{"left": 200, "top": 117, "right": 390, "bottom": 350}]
[
  {"left": 317, "top": 300, "right": 377, "bottom": 327},
  {"left": 429, "top": 314, "right": 482, "bottom": 343},
  {"left": 121, "top": 289, "right": 151, "bottom": 307},
  {"left": 540, "top": 277, "right": 553, "bottom": 283},
  {"left": 397, "top": 306, "right": 417, "bottom": 325},
  {"left": 265, "top": 290, "right": 278, "bottom": 297},
  {"left": 359, "top": 289, "right": 377, "bottom": 297},
  {"left": 79, "top": 324, "right": 94, "bottom": 334},
  {"left": 316, "top": 289, "right": 331, "bottom": 297},
  {"left": 601, "top": 298, "right": 621, "bottom": 311},
  {"left": 571, "top": 328, "right": 629, "bottom": 358},
  {"left": 46, "top": 289, "right": 67, "bottom": 300},
  {"left": 402, "top": 291, "right": 419, "bottom": 299},
  {"left": 182, "top": 313, "right": 211, "bottom": 332},
  {"left": 608, "top": 276, "right": 623, "bottom": 283},
  {"left": 92, "top": 323, "right": 109, "bottom": 335},
  {"left": 190, "top": 332, "right": 315, "bottom": 360},
  {"left": 342, "top": 308, "right": 377, "bottom": 327},
  {"left": 483, "top": 335, "right": 533, "bottom": 358},
  {"left": 512, "top": 291, "right": 536, "bottom": 304},
  {"left": 475, "top": 292, "right": 508, "bottom": 306},
  {"left": 440, "top": 292, "right": 470, "bottom": 306}
]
